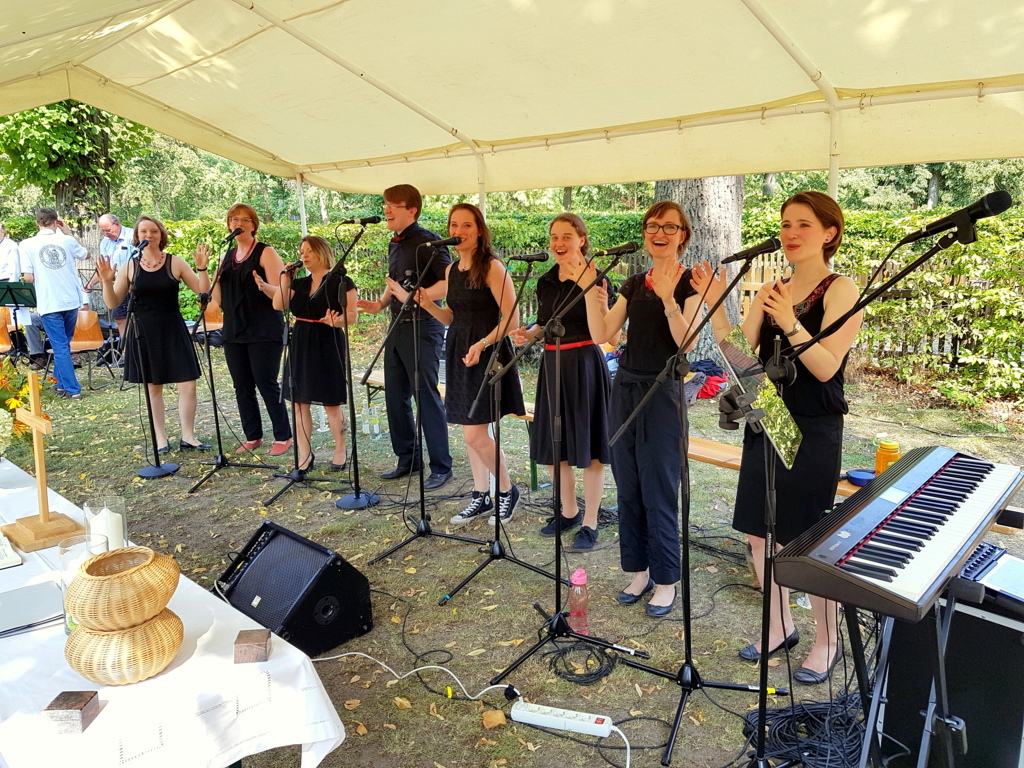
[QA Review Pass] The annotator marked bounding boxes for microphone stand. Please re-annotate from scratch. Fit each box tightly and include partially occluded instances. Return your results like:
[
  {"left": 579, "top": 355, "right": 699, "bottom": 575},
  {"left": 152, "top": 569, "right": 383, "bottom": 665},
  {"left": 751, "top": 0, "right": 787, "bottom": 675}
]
[
  {"left": 605, "top": 255, "right": 773, "bottom": 766},
  {"left": 437, "top": 259, "right": 559, "bottom": 606},
  {"left": 368, "top": 243, "right": 485, "bottom": 565},
  {"left": 264, "top": 264, "right": 348, "bottom": 505},
  {"left": 489, "top": 253, "right": 653, "bottom": 684},
  {"left": 124, "top": 245, "right": 179, "bottom": 479},
  {"left": 189, "top": 242, "right": 275, "bottom": 492},
  {"left": 331, "top": 223, "right": 379, "bottom": 510}
]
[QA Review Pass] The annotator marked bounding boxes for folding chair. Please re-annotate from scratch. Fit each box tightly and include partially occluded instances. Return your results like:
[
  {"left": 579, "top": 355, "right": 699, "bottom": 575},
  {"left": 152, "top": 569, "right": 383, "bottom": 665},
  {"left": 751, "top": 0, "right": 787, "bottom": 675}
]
[{"left": 46, "top": 309, "right": 118, "bottom": 390}]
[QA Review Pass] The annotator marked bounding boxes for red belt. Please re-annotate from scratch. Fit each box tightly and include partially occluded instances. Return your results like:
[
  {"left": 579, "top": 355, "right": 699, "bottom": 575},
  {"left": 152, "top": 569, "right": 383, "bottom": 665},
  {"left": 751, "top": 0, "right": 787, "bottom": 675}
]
[
  {"left": 544, "top": 339, "right": 595, "bottom": 351},
  {"left": 295, "top": 317, "right": 321, "bottom": 323}
]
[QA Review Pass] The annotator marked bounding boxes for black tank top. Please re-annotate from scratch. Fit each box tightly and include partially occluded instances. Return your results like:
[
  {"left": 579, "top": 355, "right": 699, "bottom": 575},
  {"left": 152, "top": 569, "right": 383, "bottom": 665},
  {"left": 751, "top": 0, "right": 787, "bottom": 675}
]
[{"left": 218, "top": 241, "right": 285, "bottom": 343}]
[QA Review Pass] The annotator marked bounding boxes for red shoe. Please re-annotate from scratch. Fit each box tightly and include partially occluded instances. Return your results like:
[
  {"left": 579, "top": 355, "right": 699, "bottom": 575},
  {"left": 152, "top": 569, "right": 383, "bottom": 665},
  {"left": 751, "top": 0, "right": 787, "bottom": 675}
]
[
  {"left": 236, "top": 439, "right": 263, "bottom": 453},
  {"left": 268, "top": 439, "right": 293, "bottom": 457}
]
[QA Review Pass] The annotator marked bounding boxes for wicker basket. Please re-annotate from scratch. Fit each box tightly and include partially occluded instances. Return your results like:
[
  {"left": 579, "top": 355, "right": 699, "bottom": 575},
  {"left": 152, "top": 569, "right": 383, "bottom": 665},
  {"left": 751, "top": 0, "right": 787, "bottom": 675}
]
[
  {"left": 65, "top": 608, "right": 184, "bottom": 685},
  {"left": 64, "top": 547, "right": 179, "bottom": 632}
]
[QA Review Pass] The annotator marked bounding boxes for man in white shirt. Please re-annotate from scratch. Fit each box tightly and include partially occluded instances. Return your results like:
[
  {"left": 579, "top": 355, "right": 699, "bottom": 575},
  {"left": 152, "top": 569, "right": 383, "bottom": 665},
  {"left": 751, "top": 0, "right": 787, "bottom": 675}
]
[
  {"left": 85, "top": 213, "right": 134, "bottom": 336},
  {"left": 0, "top": 223, "right": 19, "bottom": 282},
  {"left": 21, "top": 208, "right": 90, "bottom": 398}
]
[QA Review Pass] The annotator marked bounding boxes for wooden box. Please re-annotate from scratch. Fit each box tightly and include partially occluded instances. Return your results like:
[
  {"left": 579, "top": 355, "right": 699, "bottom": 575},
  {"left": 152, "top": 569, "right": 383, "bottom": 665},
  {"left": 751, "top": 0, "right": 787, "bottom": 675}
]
[
  {"left": 233, "top": 628, "right": 272, "bottom": 663},
  {"left": 42, "top": 691, "right": 100, "bottom": 734}
]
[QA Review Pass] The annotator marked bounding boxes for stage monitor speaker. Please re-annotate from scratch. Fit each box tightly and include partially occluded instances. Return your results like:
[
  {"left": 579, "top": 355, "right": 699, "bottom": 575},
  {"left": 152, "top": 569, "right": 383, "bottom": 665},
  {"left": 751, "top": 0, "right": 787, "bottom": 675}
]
[
  {"left": 214, "top": 521, "right": 373, "bottom": 657},
  {"left": 879, "top": 600, "right": 1024, "bottom": 767}
]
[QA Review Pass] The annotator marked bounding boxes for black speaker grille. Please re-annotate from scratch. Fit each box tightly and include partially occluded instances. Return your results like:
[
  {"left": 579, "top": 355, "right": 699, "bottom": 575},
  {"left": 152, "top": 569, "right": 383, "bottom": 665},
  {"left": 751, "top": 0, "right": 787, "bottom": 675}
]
[{"left": 230, "top": 532, "right": 333, "bottom": 629}]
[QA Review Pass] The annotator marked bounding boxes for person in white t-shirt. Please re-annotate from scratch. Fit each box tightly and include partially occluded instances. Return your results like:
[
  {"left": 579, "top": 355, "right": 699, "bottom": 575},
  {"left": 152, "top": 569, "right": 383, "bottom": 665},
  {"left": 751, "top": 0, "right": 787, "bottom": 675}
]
[
  {"left": 0, "top": 223, "right": 19, "bottom": 282},
  {"left": 20, "top": 208, "right": 90, "bottom": 398}
]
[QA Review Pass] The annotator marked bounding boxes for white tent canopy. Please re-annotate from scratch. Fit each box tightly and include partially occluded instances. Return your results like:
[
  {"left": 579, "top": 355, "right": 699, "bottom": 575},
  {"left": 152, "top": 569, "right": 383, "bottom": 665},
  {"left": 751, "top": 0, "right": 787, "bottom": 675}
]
[{"left": 3, "top": 0, "right": 1024, "bottom": 196}]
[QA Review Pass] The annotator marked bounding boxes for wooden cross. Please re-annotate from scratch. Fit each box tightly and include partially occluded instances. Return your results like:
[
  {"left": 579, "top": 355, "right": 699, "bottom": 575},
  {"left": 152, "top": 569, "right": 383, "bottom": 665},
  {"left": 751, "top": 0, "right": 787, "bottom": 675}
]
[{"left": 1, "top": 372, "right": 83, "bottom": 552}]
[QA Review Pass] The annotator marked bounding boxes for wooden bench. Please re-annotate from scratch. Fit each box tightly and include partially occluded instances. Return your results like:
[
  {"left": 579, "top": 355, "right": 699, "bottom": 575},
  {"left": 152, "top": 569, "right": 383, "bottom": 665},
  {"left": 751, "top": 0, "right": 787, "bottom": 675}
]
[{"left": 354, "top": 370, "right": 858, "bottom": 498}]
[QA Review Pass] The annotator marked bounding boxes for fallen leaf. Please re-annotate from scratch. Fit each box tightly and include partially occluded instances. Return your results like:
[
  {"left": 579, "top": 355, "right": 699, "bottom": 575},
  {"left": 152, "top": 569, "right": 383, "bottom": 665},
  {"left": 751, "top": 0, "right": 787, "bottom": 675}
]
[
  {"left": 481, "top": 709, "right": 506, "bottom": 729},
  {"left": 394, "top": 696, "right": 412, "bottom": 709},
  {"left": 343, "top": 699, "right": 360, "bottom": 710},
  {"left": 480, "top": 605, "right": 498, "bottom": 611},
  {"left": 349, "top": 675, "right": 361, "bottom": 683},
  {"left": 355, "top": 722, "right": 368, "bottom": 736},
  {"left": 79, "top": 473, "right": 87, "bottom": 480},
  {"left": 386, "top": 679, "right": 399, "bottom": 688},
  {"left": 467, "top": 648, "right": 486, "bottom": 656},
  {"left": 482, "top": 589, "right": 496, "bottom": 596},
  {"left": 403, "top": 554, "right": 414, "bottom": 561},
  {"left": 434, "top": 763, "right": 447, "bottom": 768},
  {"left": 477, "top": 738, "right": 498, "bottom": 747},
  {"left": 490, "top": 759, "right": 507, "bottom": 766},
  {"left": 634, "top": 683, "right": 643, "bottom": 697},
  {"left": 404, "top": 567, "right": 417, "bottom": 574},
  {"left": 629, "top": 709, "right": 643, "bottom": 716},
  {"left": 384, "top": 723, "right": 397, "bottom": 730},
  {"left": 175, "top": 543, "right": 184, "bottom": 553},
  {"left": 390, "top": 616, "right": 403, "bottom": 624},
  {"left": 767, "top": 657, "right": 782, "bottom": 668},
  {"left": 429, "top": 702, "right": 444, "bottom": 720},
  {"left": 689, "top": 715, "right": 701, "bottom": 726},
  {"left": 444, "top": 641, "right": 458, "bottom": 649}
]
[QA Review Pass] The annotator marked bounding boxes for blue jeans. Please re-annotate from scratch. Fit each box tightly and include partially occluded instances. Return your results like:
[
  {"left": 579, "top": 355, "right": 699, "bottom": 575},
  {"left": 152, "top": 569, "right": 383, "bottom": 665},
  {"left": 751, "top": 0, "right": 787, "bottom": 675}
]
[{"left": 41, "top": 309, "right": 80, "bottom": 395}]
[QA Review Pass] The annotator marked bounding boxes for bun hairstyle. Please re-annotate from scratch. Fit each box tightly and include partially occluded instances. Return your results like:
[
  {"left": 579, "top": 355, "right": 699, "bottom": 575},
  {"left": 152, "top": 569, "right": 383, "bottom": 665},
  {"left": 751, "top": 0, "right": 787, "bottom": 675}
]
[
  {"left": 781, "top": 191, "right": 844, "bottom": 262},
  {"left": 549, "top": 213, "right": 590, "bottom": 257}
]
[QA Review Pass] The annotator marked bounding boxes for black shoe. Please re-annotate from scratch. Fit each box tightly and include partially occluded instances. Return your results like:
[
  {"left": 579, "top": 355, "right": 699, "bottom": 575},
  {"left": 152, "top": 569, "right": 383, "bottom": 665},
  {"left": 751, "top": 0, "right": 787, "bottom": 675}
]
[
  {"left": 488, "top": 485, "right": 520, "bottom": 524},
  {"left": 646, "top": 596, "right": 676, "bottom": 618},
  {"left": 329, "top": 461, "right": 348, "bottom": 471},
  {"left": 793, "top": 648, "right": 842, "bottom": 685},
  {"left": 424, "top": 471, "right": 453, "bottom": 490},
  {"left": 616, "top": 578, "right": 654, "bottom": 605},
  {"left": 571, "top": 526, "right": 598, "bottom": 551},
  {"left": 380, "top": 465, "right": 413, "bottom": 480},
  {"left": 179, "top": 440, "right": 212, "bottom": 451},
  {"left": 738, "top": 629, "right": 800, "bottom": 662},
  {"left": 539, "top": 509, "right": 583, "bottom": 536},
  {"left": 449, "top": 491, "right": 492, "bottom": 525},
  {"left": 156, "top": 443, "right": 170, "bottom": 455}
]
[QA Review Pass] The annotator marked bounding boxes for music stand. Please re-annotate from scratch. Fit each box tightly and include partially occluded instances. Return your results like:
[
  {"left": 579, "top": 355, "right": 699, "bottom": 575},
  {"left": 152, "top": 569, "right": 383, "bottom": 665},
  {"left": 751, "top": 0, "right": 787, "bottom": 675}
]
[{"left": 0, "top": 281, "right": 36, "bottom": 365}]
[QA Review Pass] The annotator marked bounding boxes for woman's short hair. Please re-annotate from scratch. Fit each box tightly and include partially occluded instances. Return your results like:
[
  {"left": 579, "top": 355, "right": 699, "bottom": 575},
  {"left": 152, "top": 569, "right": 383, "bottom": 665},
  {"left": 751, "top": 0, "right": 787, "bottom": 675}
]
[
  {"left": 227, "top": 203, "right": 260, "bottom": 236},
  {"left": 133, "top": 215, "right": 169, "bottom": 251},
  {"left": 549, "top": 213, "right": 590, "bottom": 257},
  {"left": 781, "top": 191, "right": 844, "bottom": 262},
  {"left": 301, "top": 235, "right": 335, "bottom": 271},
  {"left": 642, "top": 201, "right": 692, "bottom": 255}
]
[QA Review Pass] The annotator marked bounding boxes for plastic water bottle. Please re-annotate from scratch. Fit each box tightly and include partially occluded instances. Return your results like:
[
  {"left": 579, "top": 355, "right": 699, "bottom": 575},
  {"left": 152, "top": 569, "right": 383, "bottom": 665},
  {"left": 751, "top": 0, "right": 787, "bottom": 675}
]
[
  {"left": 567, "top": 568, "right": 589, "bottom": 635},
  {"left": 875, "top": 439, "right": 902, "bottom": 476}
]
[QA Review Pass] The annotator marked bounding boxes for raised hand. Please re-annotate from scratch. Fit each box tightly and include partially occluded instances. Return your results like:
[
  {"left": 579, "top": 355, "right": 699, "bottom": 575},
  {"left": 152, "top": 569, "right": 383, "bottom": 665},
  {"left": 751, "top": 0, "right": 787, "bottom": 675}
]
[
  {"left": 690, "top": 260, "right": 727, "bottom": 306},
  {"left": 648, "top": 259, "right": 684, "bottom": 302},
  {"left": 385, "top": 276, "right": 410, "bottom": 304},
  {"left": 193, "top": 242, "right": 210, "bottom": 271},
  {"left": 759, "top": 279, "right": 797, "bottom": 331},
  {"left": 322, "top": 309, "right": 342, "bottom": 327},
  {"left": 96, "top": 255, "right": 116, "bottom": 284}
]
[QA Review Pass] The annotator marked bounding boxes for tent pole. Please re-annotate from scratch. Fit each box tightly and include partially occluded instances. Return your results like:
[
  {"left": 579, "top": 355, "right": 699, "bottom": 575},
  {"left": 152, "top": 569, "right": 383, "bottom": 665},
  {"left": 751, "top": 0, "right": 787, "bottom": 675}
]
[
  {"left": 296, "top": 173, "right": 308, "bottom": 235},
  {"left": 828, "top": 110, "right": 840, "bottom": 199},
  {"left": 476, "top": 155, "right": 487, "bottom": 217}
]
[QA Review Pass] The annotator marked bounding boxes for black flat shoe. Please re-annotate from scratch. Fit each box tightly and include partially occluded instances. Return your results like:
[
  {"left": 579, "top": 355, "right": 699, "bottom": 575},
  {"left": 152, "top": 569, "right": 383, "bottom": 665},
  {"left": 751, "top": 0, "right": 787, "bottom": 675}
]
[
  {"left": 645, "top": 586, "right": 677, "bottom": 617},
  {"left": 616, "top": 578, "right": 654, "bottom": 605},
  {"left": 156, "top": 443, "right": 170, "bottom": 455},
  {"left": 179, "top": 440, "right": 212, "bottom": 451},
  {"left": 793, "top": 648, "right": 842, "bottom": 685},
  {"left": 330, "top": 461, "right": 348, "bottom": 471},
  {"left": 738, "top": 629, "right": 800, "bottom": 662},
  {"left": 380, "top": 465, "right": 414, "bottom": 480}
]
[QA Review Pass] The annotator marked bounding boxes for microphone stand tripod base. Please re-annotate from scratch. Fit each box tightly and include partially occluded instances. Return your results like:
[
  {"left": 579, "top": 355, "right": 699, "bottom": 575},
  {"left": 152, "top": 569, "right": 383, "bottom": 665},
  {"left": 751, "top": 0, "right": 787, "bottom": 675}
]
[
  {"left": 263, "top": 468, "right": 347, "bottom": 506},
  {"left": 139, "top": 462, "right": 178, "bottom": 479},
  {"left": 368, "top": 515, "right": 483, "bottom": 566},
  {"left": 336, "top": 491, "right": 379, "bottom": 510}
]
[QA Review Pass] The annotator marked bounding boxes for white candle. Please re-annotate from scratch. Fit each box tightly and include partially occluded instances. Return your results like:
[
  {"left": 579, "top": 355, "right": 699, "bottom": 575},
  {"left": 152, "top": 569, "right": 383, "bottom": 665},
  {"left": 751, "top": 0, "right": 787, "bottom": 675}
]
[{"left": 92, "top": 506, "right": 126, "bottom": 549}]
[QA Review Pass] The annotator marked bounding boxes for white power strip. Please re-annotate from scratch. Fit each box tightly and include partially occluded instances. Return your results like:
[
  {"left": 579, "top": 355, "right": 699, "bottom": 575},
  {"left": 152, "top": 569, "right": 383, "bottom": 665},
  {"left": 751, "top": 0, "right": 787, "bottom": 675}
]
[{"left": 510, "top": 699, "right": 613, "bottom": 738}]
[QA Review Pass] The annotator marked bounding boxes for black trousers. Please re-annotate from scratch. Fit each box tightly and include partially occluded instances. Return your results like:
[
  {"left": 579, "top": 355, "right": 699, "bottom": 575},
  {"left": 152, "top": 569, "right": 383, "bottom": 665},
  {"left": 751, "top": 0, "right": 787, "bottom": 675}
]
[
  {"left": 383, "top": 317, "right": 452, "bottom": 475},
  {"left": 610, "top": 367, "right": 682, "bottom": 585},
  {"left": 223, "top": 340, "right": 292, "bottom": 442}
]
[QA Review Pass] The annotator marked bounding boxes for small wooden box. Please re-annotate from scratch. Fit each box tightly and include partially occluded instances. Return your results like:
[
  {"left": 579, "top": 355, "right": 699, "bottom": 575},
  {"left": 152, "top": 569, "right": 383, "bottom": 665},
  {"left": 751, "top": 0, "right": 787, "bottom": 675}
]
[
  {"left": 42, "top": 691, "right": 100, "bottom": 734},
  {"left": 234, "top": 628, "right": 272, "bottom": 663}
]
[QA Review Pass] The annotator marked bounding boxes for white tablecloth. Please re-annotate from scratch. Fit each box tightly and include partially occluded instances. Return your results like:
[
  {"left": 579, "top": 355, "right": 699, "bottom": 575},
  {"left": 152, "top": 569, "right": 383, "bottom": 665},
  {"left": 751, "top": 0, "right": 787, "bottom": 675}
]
[{"left": 0, "top": 458, "right": 344, "bottom": 768}]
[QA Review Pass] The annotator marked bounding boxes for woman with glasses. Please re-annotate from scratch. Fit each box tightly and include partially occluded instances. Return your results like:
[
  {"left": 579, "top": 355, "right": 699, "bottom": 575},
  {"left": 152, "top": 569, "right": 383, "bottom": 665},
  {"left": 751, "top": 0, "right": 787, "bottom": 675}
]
[
  {"left": 270, "top": 236, "right": 358, "bottom": 471},
  {"left": 510, "top": 213, "right": 615, "bottom": 551},
  {"left": 412, "top": 203, "right": 525, "bottom": 525},
  {"left": 199, "top": 204, "right": 293, "bottom": 456},
  {"left": 573, "top": 201, "right": 712, "bottom": 617},
  {"left": 698, "top": 191, "right": 861, "bottom": 685}
]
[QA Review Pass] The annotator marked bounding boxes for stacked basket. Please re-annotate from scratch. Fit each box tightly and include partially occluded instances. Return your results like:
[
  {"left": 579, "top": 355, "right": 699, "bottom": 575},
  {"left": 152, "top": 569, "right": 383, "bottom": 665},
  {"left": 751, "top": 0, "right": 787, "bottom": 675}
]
[{"left": 64, "top": 547, "right": 183, "bottom": 685}]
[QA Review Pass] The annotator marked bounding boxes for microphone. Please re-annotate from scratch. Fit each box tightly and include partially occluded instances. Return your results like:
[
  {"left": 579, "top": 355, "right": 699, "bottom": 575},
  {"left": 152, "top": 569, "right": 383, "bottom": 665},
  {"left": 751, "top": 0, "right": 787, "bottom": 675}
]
[
  {"left": 222, "top": 227, "right": 243, "bottom": 245},
  {"left": 341, "top": 215, "right": 382, "bottom": 225},
  {"left": 282, "top": 260, "right": 303, "bottom": 273},
  {"left": 591, "top": 242, "right": 639, "bottom": 259},
  {"left": 133, "top": 239, "right": 149, "bottom": 252},
  {"left": 423, "top": 236, "right": 462, "bottom": 247},
  {"left": 899, "top": 191, "right": 1012, "bottom": 244},
  {"left": 721, "top": 237, "right": 782, "bottom": 264},
  {"left": 508, "top": 252, "right": 548, "bottom": 263}
]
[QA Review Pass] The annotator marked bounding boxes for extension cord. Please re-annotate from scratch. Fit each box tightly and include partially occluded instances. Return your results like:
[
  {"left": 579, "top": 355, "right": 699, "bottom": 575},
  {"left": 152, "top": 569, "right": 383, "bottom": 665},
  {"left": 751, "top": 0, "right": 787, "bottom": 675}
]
[{"left": 510, "top": 699, "right": 613, "bottom": 738}]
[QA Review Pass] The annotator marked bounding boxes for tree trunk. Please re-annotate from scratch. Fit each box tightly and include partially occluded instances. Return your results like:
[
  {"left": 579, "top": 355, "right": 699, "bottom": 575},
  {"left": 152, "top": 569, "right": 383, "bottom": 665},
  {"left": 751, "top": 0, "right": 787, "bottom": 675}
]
[
  {"left": 562, "top": 186, "right": 573, "bottom": 211},
  {"left": 319, "top": 190, "right": 329, "bottom": 224},
  {"left": 926, "top": 168, "right": 942, "bottom": 209},
  {"left": 654, "top": 176, "right": 744, "bottom": 362},
  {"left": 762, "top": 172, "right": 778, "bottom": 201}
]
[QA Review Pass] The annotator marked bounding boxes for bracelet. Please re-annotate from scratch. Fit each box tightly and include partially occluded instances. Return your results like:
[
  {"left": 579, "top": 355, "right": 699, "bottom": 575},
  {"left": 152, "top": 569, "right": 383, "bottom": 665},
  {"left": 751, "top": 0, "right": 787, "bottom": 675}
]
[
  {"left": 197, "top": 268, "right": 208, "bottom": 272},
  {"left": 479, "top": 338, "right": 491, "bottom": 348},
  {"left": 664, "top": 304, "right": 682, "bottom": 318}
]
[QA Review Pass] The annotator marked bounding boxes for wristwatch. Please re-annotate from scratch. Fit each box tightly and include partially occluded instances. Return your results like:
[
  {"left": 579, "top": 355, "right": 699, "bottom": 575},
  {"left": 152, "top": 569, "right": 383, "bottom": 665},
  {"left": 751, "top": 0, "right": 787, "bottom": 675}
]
[{"left": 784, "top": 320, "right": 803, "bottom": 337}]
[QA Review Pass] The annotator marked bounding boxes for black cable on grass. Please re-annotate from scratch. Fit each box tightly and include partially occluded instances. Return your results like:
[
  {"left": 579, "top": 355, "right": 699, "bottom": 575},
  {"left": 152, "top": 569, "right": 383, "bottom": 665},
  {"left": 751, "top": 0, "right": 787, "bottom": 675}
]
[
  {"left": 542, "top": 640, "right": 618, "bottom": 685},
  {"left": 740, "top": 692, "right": 865, "bottom": 768}
]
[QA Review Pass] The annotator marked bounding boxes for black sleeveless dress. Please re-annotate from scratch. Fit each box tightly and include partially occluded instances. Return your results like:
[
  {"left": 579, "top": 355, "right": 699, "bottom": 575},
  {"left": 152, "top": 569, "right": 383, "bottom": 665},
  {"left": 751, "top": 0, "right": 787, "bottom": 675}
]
[
  {"left": 124, "top": 257, "right": 201, "bottom": 385},
  {"left": 283, "top": 272, "right": 354, "bottom": 406},
  {"left": 733, "top": 274, "right": 848, "bottom": 545},
  {"left": 443, "top": 260, "right": 525, "bottom": 426}
]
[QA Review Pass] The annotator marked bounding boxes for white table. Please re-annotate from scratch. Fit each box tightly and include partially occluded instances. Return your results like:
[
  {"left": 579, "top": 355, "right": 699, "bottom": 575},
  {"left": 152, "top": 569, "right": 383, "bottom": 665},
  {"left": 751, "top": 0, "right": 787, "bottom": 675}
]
[{"left": 0, "top": 458, "right": 344, "bottom": 768}]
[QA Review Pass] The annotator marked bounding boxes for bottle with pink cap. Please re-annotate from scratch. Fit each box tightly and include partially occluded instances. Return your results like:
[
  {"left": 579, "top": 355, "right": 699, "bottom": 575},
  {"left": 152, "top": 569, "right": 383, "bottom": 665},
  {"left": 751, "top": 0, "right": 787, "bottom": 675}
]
[{"left": 567, "top": 568, "right": 589, "bottom": 635}]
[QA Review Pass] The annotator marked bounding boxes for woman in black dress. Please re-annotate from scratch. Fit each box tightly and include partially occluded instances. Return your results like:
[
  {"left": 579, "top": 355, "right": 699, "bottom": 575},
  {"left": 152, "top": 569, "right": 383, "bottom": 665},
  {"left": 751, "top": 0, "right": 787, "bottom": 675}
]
[
  {"left": 270, "top": 236, "right": 358, "bottom": 471},
  {"left": 700, "top": 191, "right": 862, "bottom": 684},
  {"left": 199, "top": 204, "right": 292, "bottom": 457},
  {"left": 575, "top": 201, "right": 707, "bottom": 617},
  {"left": 511, "top": 213, "right": 615, "bottom": 551},
  {"left": 96, "top": 215, "right": 210, "bottom": 454},
  {"left": 413, "top": 203, "right": 525, "bottom": 525}
]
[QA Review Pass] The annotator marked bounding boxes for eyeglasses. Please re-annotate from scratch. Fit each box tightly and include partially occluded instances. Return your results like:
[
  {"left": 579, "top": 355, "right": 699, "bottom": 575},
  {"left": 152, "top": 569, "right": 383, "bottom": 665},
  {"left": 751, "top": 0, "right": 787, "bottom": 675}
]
[
  {"left": 643, "top": 223, "right": 685, "bottom": 235},
  {"left": 228, "top": 217, "right": 253, "bottom": 223},
  {"left": 382, "top": 202, "right": 408, "bottom": 210}
]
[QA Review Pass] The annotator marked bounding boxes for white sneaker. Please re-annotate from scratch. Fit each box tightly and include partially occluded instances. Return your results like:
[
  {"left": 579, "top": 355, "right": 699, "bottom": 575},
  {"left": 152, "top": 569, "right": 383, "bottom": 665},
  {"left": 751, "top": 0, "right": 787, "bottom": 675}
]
[{"left": 449, "top": 492, "right": 492, "bottom": 525}]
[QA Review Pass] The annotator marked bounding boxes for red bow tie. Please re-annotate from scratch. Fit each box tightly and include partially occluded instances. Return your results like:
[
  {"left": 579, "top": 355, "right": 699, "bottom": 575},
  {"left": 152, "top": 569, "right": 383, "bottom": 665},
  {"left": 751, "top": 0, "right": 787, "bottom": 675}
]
[{"left": 390, "top": 235, "right": 404, "bottom": 243}]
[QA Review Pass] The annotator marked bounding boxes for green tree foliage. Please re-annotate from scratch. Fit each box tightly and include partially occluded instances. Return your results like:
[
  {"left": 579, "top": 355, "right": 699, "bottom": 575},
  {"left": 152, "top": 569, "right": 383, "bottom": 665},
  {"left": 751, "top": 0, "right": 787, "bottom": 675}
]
[{"left": 0, "top": 101, "right": 151, "bottom": 220}]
